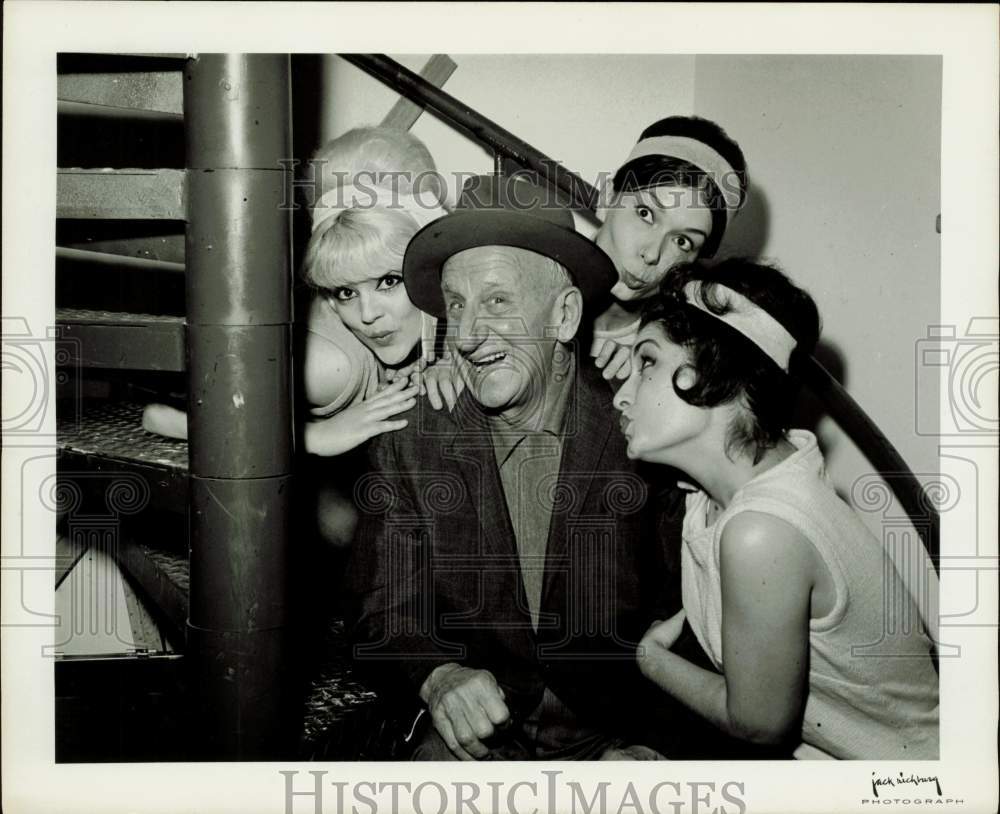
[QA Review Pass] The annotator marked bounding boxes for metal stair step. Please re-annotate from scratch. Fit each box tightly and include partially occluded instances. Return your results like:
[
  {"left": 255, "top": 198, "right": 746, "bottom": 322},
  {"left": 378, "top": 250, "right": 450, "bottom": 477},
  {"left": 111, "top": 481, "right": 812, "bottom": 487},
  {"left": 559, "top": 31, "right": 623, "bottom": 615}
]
[
  {"left": 58, "top": 70, "right": 183, "bottom": 116},
  {"left": 58, "top": 168, "right": 186, "bottom": 220},
  {"left": 115, "top": 533, "right": 387, "bottom": 758},
  {"left": 57, "top": 221, "right": 185, "bottom": 264},
  {"left": 57, "top": 246, "right": 184, "bottom": 275},
  {"left": 118, "top": 541, "right": 190, "bottom": 643},
  {"left": 58, "top": 400, "right": 188, "bottom": 470},
  {"left": 58, "top": 400, "right": 188, "bottom": 513},
  {"left": 56, "top": 397, "right": 391, "bottom": 758},
  {"left": 299, "top": 619, "right": 389, "bottom": 759},
  {"left": 58, "top": 99, "right": 184, "bottom": 126},
  {"left": 57, "top": 308, "right": 185, "bottom": 371}
]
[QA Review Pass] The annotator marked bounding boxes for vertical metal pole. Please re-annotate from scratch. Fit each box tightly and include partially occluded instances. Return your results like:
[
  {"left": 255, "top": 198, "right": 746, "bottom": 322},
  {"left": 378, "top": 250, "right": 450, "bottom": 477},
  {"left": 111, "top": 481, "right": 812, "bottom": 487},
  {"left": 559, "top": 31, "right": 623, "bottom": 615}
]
[{"left": 183, "top": 54, "right": 295, "bottom": 759}]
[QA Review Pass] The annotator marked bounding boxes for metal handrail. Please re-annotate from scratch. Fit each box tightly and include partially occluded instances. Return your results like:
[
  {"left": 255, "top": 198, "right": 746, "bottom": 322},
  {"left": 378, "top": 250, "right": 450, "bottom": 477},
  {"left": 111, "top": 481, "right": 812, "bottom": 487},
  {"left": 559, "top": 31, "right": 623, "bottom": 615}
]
[
  {"left": 339, "top": 54, "right": 600, "bottom": 213},
  {"left": 342, "top": 53, "right": 940, "bottom": 570}
]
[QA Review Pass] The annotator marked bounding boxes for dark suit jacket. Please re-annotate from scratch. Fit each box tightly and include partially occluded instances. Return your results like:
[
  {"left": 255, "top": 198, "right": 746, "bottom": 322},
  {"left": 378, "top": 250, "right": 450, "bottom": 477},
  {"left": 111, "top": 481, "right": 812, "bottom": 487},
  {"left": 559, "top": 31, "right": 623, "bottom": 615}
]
[{"left": 344, "top": 356, "right": 684, "bottom": 733}]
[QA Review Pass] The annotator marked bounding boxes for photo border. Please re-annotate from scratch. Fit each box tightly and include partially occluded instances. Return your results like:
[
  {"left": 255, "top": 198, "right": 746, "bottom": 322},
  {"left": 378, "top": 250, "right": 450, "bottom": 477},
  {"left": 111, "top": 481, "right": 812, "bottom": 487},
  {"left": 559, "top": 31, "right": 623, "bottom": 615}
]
[{"left": 3, "top": 3, "right": 997, "bottom": 813}]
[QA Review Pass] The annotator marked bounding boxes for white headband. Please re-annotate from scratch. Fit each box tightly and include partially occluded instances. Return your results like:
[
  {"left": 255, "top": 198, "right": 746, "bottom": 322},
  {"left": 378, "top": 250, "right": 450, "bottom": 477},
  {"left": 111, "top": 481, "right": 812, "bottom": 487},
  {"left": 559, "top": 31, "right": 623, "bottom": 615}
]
[
  {"left": 682, "top": 280, "right": 796, "bottom": 371},
  {"left": 311, "top": 183, "right": 446, "bottom": 233},
  {"left": 625, "top": 135, "right": 743, "bottom": 220}
]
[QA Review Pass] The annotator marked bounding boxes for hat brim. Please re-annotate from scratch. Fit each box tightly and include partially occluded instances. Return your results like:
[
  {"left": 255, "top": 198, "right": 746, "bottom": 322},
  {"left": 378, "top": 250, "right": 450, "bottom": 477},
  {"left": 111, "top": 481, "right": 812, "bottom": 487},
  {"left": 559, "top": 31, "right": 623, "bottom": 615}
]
[{"left": 402, "top": 210, "right": 617, "bottom": 319}]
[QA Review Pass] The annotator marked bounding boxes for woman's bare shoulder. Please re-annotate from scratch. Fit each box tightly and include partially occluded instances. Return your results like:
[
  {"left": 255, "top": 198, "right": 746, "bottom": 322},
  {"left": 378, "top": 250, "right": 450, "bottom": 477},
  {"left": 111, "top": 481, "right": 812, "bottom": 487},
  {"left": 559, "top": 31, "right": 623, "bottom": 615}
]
[
  {"left": 719, "top": 510, "right": 819, "bottom": 589},
  {"left": 302, "top": 329, "right": 355, "bottom": 409}
]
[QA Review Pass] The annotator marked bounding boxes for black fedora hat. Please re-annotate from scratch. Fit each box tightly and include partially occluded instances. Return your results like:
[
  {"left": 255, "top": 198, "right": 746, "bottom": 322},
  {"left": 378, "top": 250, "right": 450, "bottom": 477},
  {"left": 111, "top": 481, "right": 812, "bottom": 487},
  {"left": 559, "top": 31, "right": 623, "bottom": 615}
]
[{"left": 402, "top": 173, "right": 616, "bottom": 318}]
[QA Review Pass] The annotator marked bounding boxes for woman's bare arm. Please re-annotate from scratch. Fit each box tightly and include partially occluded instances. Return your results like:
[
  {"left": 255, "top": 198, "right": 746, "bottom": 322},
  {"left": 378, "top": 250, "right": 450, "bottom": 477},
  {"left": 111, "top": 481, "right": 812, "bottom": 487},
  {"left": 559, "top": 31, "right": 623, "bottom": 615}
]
[{"left": 638, "top": 511, "right": 814, "bottom": 745}]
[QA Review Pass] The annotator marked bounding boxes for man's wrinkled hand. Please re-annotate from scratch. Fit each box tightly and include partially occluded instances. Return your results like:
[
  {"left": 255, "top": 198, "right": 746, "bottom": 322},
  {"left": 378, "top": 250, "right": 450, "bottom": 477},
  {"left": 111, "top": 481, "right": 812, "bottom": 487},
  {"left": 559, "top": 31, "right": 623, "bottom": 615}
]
[{"left": 419, "top": 663, "right": 510, "bottom": 760}]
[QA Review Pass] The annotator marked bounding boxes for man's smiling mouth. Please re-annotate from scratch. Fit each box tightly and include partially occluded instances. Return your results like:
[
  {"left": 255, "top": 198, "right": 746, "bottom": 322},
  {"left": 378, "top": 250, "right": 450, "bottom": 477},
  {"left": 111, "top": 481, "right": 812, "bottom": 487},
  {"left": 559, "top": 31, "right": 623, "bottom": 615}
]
[{"left": 470, "top": 351, "right": 508, "bottom": 368}]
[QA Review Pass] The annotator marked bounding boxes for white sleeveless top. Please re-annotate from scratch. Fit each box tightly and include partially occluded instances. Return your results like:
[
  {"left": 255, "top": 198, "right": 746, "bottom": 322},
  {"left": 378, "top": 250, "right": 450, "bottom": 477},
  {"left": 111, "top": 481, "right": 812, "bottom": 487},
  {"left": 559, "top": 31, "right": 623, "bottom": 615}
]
[{"left": 681, "top": 430, "right": 939, "bottom": 760}]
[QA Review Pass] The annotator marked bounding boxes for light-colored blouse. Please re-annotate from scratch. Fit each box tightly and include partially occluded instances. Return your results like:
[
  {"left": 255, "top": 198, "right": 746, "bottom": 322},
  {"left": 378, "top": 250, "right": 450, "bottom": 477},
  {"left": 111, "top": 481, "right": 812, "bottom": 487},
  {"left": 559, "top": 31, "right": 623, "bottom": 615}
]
[{"left": 681, "top": 430, "right": 939, "bottom": 760}]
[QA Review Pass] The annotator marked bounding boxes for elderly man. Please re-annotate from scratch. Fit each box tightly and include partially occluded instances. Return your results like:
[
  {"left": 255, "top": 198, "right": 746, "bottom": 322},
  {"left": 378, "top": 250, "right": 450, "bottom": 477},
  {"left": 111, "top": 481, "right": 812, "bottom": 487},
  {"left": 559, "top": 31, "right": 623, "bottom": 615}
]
[{"left": 345, "top": 174, "right": 678, "bottom": 761}]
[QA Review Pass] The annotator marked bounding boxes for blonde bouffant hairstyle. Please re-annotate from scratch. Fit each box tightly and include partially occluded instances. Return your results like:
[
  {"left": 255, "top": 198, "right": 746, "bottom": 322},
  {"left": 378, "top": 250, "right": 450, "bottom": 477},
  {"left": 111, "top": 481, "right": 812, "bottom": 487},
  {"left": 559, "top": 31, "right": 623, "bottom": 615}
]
[
  {"left": 308, "top": 125, "right": 445, "bottom": 207},
  {"left": 303, "top": 206, "right": 418, "bottom": 291},
  {"left": 302, "top": 126, "right": 447, "bottom": 291}
]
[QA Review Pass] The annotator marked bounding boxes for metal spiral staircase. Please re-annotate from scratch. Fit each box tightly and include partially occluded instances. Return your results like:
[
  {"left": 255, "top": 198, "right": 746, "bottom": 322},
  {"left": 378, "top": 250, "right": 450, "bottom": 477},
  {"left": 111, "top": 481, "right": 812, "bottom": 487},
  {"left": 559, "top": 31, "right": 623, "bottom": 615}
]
[{"left": 54, "top": 53, "right": 385, "bottom": 762}]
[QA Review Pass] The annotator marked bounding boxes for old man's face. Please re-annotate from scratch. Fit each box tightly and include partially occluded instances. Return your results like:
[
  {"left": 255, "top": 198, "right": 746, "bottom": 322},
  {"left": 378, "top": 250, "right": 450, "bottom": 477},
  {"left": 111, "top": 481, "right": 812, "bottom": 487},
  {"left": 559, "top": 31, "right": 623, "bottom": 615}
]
[{"left": 441, "top": 246, "right": 573, "bottom": 423}]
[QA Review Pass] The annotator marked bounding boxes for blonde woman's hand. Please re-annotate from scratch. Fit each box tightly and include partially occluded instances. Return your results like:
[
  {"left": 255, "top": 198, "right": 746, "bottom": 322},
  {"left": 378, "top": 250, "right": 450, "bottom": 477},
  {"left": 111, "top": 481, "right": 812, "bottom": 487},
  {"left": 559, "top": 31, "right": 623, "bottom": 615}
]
[
  {"left": 421, "top": 352, "right": 465, "bottom": 412},
  {"left": 384, "top": 357, "right": 427, "bottom": 389},
  {"left": 304, "top": 377, "right": 418, "bottom": 457}
]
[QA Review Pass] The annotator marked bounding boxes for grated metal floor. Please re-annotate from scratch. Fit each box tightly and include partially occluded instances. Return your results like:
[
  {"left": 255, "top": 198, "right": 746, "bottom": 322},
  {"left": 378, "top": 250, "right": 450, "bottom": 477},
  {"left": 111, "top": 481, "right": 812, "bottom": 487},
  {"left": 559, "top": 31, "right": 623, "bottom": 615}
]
[{"left": 58, "top": 400, "right": 188, "bottom": 470}]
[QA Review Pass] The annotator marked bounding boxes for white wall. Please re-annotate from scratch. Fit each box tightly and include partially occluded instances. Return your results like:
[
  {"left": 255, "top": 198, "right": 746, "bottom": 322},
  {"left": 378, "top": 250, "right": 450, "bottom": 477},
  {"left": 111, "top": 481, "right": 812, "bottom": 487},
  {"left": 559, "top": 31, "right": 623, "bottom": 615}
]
[
  {"left": 320, "top": 54, "right": 696, "bottom": 205},
  {"left": 693, "top": 55, "right": 942, "bottom": 627},
  {"left": 694, "top": 55, "right": 941, "bottom": 484}
]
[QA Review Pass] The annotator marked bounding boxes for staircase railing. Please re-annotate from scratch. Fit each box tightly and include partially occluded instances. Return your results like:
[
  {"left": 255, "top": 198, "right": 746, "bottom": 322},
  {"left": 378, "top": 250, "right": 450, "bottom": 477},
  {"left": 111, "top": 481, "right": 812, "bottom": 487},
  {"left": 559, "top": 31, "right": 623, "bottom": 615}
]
[{"left": 341, "top": 53, "right": 940, "bottom": 570}]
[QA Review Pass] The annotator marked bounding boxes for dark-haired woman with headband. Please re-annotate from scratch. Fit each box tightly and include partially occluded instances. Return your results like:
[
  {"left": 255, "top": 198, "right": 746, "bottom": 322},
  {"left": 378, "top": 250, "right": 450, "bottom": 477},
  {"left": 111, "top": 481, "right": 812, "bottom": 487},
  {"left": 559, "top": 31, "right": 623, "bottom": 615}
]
[
  {"left": 613, "top": 259, "right": 939, "bottom": 759},
  {"left": 590, "top": 116, "right": 748, "bottom": 381}
]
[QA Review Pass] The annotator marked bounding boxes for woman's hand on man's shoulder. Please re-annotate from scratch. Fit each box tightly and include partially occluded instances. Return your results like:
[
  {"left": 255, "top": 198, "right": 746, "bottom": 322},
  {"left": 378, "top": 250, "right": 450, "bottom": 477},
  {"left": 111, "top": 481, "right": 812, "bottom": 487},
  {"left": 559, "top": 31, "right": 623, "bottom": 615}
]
[{"left": 419, "top": 353, "right": 465, "bottom": 412}]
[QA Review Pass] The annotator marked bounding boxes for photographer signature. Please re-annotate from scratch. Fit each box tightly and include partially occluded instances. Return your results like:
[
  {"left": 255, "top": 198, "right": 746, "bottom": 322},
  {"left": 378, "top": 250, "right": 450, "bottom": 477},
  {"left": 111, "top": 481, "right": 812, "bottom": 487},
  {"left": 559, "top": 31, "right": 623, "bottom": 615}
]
[{"left": 872, "top": 772, "right": 942, "bottom": 798}]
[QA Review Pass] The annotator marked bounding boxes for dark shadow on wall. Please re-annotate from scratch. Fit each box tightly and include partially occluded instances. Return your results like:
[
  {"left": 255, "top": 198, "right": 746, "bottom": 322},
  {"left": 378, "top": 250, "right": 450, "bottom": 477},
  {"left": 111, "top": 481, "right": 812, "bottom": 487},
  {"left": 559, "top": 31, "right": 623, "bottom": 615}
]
[
  {"left": 714, "top": 179, "right": 771, "bottom": 261},
  {"left": 703, "top": 182, "right": 855, "bottom": 499},
  {"left": 794, "top": 339, "right": 846, "bottom": 446},
  {"left": 703, "top": 177, "right": 848, "bottom": 446},
  {"left": 794, "top": 340, "right": 856, "bottom": 504}
]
